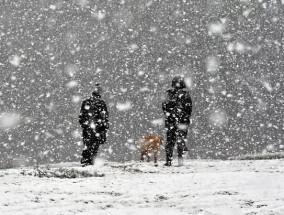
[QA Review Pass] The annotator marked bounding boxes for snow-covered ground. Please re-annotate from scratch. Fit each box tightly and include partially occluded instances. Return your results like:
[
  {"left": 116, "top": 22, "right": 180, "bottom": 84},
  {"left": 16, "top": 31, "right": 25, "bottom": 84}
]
[{"left": 0, "top": 159, "right": 284, "bottom": 215}]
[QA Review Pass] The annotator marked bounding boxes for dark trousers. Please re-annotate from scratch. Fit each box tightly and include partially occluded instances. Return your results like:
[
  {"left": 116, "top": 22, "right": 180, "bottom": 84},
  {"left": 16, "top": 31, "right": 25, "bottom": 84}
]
[
  {"left": 165, "top": 125, "right": 188, "bottom": 162},
  {"left": 81, "top": 128, "right": 106, "bottom": 165}
]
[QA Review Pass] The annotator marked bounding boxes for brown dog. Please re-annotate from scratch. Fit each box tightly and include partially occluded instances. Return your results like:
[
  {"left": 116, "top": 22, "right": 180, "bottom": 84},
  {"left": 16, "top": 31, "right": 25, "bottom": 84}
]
[{"left": 140, "top": 134, "right": 163, "bottom": 165}]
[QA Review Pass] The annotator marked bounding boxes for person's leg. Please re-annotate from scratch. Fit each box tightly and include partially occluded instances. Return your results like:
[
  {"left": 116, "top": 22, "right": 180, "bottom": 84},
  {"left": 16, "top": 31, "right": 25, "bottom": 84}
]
[
  {"left": 154, "top": 152, "right": 158, "bottom": 165},
  {"left": 88, "top": 131, "right": 101, "bottom": 165},
  {"left": 140, "top": 150, "right": 145, "bottom": 161},
  {"left": 81, "top": 128, "right": 92, "bottom": 165},
  {"left": 146, "top": 153, "right": 150, "bottom": 162},
  {"left": 176, "top": 127, "right": 188, "bottom": 166},
  {"left": 176, "top": 125, "right": 188, "bottom": 155},
  {"left": 82, "top": 128, "right": 91, "bottom": 147},
  {"left": 164, "top": 127, "right": 176, "bottom": 166},
  {"left": 182, "top": 127, "right": 189, "bottom": 153},
  {"left": 89, "top": 143, "right": 100, "bottom": 165}
]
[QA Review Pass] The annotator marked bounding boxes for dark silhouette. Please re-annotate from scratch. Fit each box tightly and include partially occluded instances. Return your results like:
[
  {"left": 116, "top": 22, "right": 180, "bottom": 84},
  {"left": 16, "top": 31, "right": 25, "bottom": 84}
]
[
  {"left": 162, "top": 76, "right": 192, "bottom": 166},
  {"left": 1, "top": 1, "right": 283, "bottom": 168},
  {"left": 79, "top": 84, "right": 109, "bottom": 166}
]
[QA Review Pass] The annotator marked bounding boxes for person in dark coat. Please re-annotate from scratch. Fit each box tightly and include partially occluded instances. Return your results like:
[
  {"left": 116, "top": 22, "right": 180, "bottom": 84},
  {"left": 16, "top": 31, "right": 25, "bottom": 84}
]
[
  {"left": 79, "top": 83, "right": 109, "bottom": 166},
  {"left": 162, "top": 76, "right": 192, "bottom": 166}
]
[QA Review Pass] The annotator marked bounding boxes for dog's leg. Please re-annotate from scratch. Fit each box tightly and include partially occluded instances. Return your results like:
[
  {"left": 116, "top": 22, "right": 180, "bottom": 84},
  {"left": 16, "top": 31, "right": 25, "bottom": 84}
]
[
  {"left": 146, "top": 153, "right": 150, "bottom": 162},
  {"left": 140, "top": 151, "right": 145, "bottom": 162}
]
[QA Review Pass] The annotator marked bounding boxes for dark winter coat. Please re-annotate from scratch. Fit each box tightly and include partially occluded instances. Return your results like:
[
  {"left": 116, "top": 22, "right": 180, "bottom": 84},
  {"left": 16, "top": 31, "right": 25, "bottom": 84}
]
[
  {"left": 162, "top": 87, "right": 192, "bottom": 127},
  {"left": 174, "top": 88, "right": 192, "bottom": 124},
  {"left": 162, "top": 89, "right": 177, "bottom": 128},
  {"left": 79, "top": 95, "right": 109, "bottom": 133}
]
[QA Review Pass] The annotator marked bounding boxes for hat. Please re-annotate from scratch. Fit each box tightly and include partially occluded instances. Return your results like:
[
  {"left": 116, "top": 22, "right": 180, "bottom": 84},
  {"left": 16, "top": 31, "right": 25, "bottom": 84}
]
[
  {"left": 172, "top": 75, "right": 186, "bottom": 89},
  {"left": 92, "top": 83, "right": 102, "bottom": 96}
]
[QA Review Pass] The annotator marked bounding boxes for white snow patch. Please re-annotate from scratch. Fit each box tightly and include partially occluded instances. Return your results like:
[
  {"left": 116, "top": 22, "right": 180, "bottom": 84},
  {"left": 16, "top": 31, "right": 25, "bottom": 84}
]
[
  {"left": 208, "top": 22, "right": 225, "bottom": 35},
  {"left": 243, "top": 8, "right": 253, "bottom": 17},
  {"left": 91, "top": 9, "right": 106, "bottom": 20},
  {"left": 227, "top": 43, "right": 234, "bottom": 52},
  {"left": 184, "top": 77, "right": 193, "bottom": 88},
  {"left": 235, "top": 42, "right": 245, "bottom": 53},
  {"left": 151, "top": 118, "right": 164, "bottom": 126},
  {"left": 185, "top": 38, "right": 191, "bottom": 44},
  {"left": 139, "top": 86, "right": 150, "bottom": 92},
  {"left": 49, "top": 5, "right": 56, "bottom": 10},
  {"left": 256, "top": 98, "right": 267, "bottom": 111},
  {"left": 206, "top": 56, "right": 220, "bottom": 73},
  {"left": 266, "top": 144, "right": 274, "bottom": 152},
  {"left": 208, "top": 109, "right": 228, "bottom": 128},
  {"left": 127, "top": 138, "right": 134, "bottom": 143},
  {"left": 47, "top": 102, "right": 55, "bottom": 112},
  {"left": 72, "top": 95, "right": 81, "bottom": 104},
  {"left": 150, "top": 26, "right": 157, "bottom": 32},
  {"left": 66, "top": 80, "right": 78, "bottom": 88},
  {"left": 0, "top": 112, "right": 21, "bottom": 130},
  {"left": 0, "top": 160, "right": 284, "bottom": 215},
  {"left": 71, "top": 130, "right": 81, "bottom": 139},
  {"left": 116, "top": 101, "right": 132, "bottom": 111},
  {"left": 9, "top": 55, "right": 21, "bottom": 67},
  {"left": 94, "top": 158, "right": 105, "bottom": 168},
  {"left": 128, "top": 44, "right": 138, "bottom": 53},
  {"left": 262, "top": 81, "right": 273, "bottom": 92},
  {"left": 77, "top": 0, "right": 88, "bottom": 7},
  {"left": 120, "top": 87, "right": 128, "bottom": 93},
  {"left": 65, "top": 64, "right": 78, "bottom": 77},
  {"left": 227, "top": 42, "right": 251, "bottom": 53}
]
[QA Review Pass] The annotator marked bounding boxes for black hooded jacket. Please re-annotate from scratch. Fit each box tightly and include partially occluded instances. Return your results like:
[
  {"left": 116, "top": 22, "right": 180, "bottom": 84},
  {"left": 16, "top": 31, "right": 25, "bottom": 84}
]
[
  {"left": 174, "top": 87, "right": 192, "bottom": 124},
  {"left": 162, "top": 78, "right": 192, "bottom": 127},
  {"left": 162, "top": 88, "right": 177, "bottom": 127},
  {"left": 79, "top": 94, "right": 109, "bottom": 132}
]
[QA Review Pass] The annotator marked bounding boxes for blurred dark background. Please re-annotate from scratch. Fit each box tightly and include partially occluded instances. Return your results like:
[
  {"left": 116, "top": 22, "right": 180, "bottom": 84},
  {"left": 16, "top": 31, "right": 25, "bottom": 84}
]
[{"left": 0, "top": 0, "right": 283, "bottom": 168}]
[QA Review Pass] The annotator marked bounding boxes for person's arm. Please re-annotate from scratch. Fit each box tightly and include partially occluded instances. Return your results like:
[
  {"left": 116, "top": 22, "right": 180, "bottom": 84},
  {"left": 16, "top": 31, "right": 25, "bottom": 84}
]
[
  {"left": 79, "top": 100, "right": 89, "bottom": 127},
  {"left": 101, "top": 101, "right": 109, "bottom": 130},
  {"left": 184, "top": 93, "right": 192, "bottom": 116},
  {"left": 162, "top": 101, "right": 167, "bottom": 115}
]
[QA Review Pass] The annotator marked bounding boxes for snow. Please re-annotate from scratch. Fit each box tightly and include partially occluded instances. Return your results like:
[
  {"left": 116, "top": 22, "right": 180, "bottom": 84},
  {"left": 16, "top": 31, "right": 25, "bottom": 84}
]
[
  {"left": 206, "top": 56, "right": 220, "bottom": 74},
  {"left": 116, "top": 101, "right": 132, "bottom": 111},
  {"left": 72, "top": 95, "right": 81, "bottom": 104},
  {"left": 229, "top": 152, "right": 284, "bottom": 160},
  {"left": 0, "top": 159, "right": 283, "bottom": 215},
  {"left": 66, "top": 80, "right": 79, "bottom": 89},
  {"left": 8, "top": 55, "right": 21, "bottom": 67},
  {"left": 91, "top": 7, "right": 107, "bottom": 20},
  {"left": 262, "top": 81, "right": 273, "bottom": 92},
  {"left": 184, "top": 77, "right": 193, "bottom": 88},
  {"left": 151, "top": 118, "right": 164, "bottom": 126},
  {"left": 0, "top": 0, "right": 284, "bottom": 203},
  {"left": 0, "top": 112, "right": 21, "bottom": 130},
  {"left": 49, "top": 5, "right": 56, "bottom": 10},
  {"left": 208, "top": 22, "right": 225, "bottom": 35},
  {"left": 77, "top": 0, "right": 88, "bottom": 8},
  {"left": 208, "top": 109, "right": 228, "bottom": 128}
]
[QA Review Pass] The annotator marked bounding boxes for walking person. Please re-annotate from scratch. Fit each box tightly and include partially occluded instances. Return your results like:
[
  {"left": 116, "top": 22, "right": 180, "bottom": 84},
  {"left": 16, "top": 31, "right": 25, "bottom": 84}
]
[
  {"left": 79, "top": 83, "right": 109, "bottom": 166},
  {"left": 162, "top": 76, "right": 192, "bottom": 166}
]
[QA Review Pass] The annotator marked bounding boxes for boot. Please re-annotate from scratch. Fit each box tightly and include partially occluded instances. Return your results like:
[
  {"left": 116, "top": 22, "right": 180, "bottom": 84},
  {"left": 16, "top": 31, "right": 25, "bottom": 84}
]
[
  {"left": 164, "top": 154, "right": 172, "bottom": 166},
  {"left": 164, "top": 161, "right": 171, "bottom": 166},
  {"left": 177, "top": 157, "right": 184, "bottom": 167}
]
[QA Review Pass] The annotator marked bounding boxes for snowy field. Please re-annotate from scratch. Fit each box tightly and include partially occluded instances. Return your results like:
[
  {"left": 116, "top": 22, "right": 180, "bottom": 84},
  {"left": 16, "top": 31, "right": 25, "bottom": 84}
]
[{"left": 0, "top": 159, "right": 284, "bottom": 215}]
